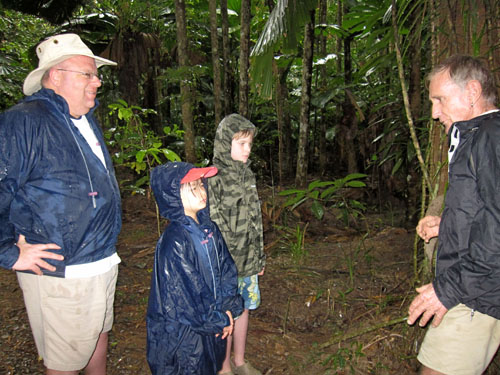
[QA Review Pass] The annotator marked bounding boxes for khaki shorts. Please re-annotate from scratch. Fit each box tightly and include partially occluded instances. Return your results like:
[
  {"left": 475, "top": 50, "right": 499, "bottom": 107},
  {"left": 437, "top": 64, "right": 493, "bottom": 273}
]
[
  {"left": 17, "top": 265, "right": 118, "bottom": 371},
  {"left": 418, "top": 303, "right": 500, "bottom": 375}
]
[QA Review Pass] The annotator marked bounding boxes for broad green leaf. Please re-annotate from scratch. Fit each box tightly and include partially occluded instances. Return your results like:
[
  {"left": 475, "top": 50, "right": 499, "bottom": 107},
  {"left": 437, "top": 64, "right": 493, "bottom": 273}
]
[
  {"left": 311, "top": 200, "right": 324, "bottom": 220},
  {"left": 346, "top": 180, "right": 366, "bottom": 188}
]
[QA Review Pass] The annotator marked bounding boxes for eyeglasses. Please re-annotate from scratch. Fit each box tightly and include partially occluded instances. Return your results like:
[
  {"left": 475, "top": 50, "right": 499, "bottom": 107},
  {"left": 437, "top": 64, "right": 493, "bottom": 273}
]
[{"left": 57, "top": 69, "right": 102, "bottom": 81}]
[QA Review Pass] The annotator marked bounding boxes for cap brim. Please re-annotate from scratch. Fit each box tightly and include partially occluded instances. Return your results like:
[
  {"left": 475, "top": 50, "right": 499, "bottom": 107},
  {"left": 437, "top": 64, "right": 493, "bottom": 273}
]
[
  {"left": 23, "top": 54, "right": 117, "bottom": 96},
  {"left": 180, "top": 166, "right": 218, "bottom": 184}
]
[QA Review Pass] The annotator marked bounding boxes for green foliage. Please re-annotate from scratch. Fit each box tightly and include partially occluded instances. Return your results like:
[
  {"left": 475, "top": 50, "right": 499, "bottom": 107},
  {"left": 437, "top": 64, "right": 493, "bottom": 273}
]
[
  {"left": 0, "top": 8, "right": 55, "bottom": 110},
  {"left": 279, "top": 173, "right": 368, "bottom": 223},
  {"left": 321, "top": 342, "right": 365, "bottom": 373},
  {"left": 106, "top": 99, "right": 181, "bottom": 194},
  {"left": 280, "top": 223, "right": 309, "bottom": 266},
  {"left": 250, "top": 0, "right": 320, "bottom": 98}
]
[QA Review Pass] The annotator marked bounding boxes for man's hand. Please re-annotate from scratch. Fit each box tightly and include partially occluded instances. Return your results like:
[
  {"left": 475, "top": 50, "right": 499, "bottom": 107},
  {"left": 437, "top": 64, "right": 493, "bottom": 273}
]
[
  {"left": 408, "top": 283, "right": 448, "bottom": 327},
  {"left": 12, "top": 234, "right": 63, "bottom": 275},
  {"left": 416, "top": 216, "right": 441, "bottom": 243}
]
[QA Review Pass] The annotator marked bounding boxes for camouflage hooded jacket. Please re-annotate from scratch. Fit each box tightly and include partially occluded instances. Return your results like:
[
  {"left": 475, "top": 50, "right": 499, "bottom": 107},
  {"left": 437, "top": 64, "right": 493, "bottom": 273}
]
[{"left": 208, "top": 114, "right": 265, "bottom": 277}]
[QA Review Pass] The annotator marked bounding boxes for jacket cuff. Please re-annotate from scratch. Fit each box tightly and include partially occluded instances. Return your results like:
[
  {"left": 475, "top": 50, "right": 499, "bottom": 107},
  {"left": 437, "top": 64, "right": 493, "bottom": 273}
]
[
  {"left": 433, "top": 279, "right": 459, "bottom": 310},
  {"left": 0, "top": 244, "right": 19, "bottom": 270}
]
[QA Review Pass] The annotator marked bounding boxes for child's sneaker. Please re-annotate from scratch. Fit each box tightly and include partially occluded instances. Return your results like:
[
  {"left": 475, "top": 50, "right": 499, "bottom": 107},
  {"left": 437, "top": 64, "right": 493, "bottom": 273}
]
[{"left": 233, "top": 360, "right": 262, "bottom": 375}]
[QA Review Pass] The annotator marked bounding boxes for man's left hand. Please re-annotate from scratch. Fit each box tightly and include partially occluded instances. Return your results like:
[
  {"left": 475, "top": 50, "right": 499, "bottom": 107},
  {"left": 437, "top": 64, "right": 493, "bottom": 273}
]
[{"left": 407, "top": 283, "right": 448, "bottom": 327}]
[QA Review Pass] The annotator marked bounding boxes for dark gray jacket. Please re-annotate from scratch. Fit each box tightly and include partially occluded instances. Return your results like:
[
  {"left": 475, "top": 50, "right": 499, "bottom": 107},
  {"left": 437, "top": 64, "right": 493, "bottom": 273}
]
[{"left": 434, "top": 111, "right": 500, "bottom": 318}]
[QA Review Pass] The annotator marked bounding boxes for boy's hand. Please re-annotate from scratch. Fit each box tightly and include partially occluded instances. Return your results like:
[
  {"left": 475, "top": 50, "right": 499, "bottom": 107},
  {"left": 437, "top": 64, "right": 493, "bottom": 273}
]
[
  {"left": 216, "top": 311, "right": 234, "bottom": 339},
  {"left": 258, "top": 267, "right": 265, "bottom": 276}
]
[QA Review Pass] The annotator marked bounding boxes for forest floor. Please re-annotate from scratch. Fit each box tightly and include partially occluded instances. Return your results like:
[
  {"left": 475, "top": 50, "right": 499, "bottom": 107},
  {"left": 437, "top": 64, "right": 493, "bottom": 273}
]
[{"left": 2, "top": 190, "right": 500, "bottom": 374}]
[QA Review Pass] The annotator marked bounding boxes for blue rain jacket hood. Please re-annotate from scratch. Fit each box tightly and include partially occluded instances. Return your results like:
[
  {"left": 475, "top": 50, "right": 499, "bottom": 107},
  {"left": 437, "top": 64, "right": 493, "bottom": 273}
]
[
  {"left": 147, "top": 162, "right": 243, "bottom": 375},
  {"left": 0, "top": 88, "right": 122, "bottom": 276}
]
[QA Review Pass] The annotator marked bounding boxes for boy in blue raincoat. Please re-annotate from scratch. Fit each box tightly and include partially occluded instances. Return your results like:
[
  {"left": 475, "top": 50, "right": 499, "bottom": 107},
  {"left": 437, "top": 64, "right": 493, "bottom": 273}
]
[{"left": 147, "top": 161, "right": 243, "bottom": 374}]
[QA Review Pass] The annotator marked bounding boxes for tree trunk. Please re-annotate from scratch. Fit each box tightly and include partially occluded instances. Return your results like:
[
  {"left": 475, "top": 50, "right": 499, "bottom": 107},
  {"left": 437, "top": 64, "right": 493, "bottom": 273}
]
[
  {"left": 425, "top": 0, "right": 500, "bottom": 202},
  {"left": 333, "top": 0, "right": 343, "bottom": 177},
  {"left": 220, "top": 0, "right": 233, "bottom": 115},
  {"left": 209, "top": 0, "right": 223, "bottom": 126},
  {"left": 406, "top": 5, "right": 424, "bottom": 223},
  {"left": 273, "top": 61, "right": 291, "bottom": 186},
  {"left": 267, "top": 0, "right": 288, "bottom": 186},
  {"left": 341, "top": 34, "right": 358, "bottom": 174},
  {"left": 175, "top": 0, "right": 196, "bottom": 163},
  {"left": 318, "top": 0, "right": 328, "bottom": 176},
  {"left": 295, "top": 10, "right": 315, "bottom": 188},
  {"left": 238, "top": 0, "right": 251, "bottom": 118},
  {"left": 118, "top": 32, "right": 140, "bottom": 106}
]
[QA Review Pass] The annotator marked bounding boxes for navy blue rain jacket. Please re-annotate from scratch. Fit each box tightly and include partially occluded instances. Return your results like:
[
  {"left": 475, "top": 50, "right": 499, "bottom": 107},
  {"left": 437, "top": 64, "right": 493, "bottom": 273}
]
[
  {"left": 0, "top": 88, "right": 122, "bottom": 276},
  {"left": 147, "top": 162, "right": 243, "bottom": 375}
]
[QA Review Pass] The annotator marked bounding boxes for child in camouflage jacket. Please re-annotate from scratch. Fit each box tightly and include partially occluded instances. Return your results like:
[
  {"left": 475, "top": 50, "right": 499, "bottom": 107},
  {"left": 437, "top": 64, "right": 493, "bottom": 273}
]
[{"left": 208, "top": 114, "right": 265, "bottom": 375}]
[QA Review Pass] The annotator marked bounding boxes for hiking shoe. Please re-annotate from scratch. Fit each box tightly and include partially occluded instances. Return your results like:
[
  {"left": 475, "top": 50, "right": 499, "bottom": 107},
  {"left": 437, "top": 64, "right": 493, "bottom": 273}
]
[{"left": 233, "top": 361, "right": 262, "bottom": 375}]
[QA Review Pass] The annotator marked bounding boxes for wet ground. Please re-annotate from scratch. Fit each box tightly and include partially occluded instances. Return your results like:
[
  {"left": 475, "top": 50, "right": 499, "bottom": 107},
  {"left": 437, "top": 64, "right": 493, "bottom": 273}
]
[{"left": 1, "top": 193, "right": 499, "bottom": 374}]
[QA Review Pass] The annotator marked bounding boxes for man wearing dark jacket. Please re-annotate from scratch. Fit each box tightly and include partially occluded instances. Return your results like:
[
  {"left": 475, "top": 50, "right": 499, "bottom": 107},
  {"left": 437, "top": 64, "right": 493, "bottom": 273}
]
[
  {"left": 409, "top": 55, "right": 500, "bottom": 375},
  {"left": 0, "top": 34, "right": 121, "bottom": 374}
]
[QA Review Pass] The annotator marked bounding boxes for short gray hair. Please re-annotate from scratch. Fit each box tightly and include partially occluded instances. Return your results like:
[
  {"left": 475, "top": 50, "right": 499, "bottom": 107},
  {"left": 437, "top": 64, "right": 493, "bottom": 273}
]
[
  {"left": 41, "top": 69, "right": 52, "bottom": 88},
  {"left": 427, "top": 55, "right": 497, "bottom": 105}
]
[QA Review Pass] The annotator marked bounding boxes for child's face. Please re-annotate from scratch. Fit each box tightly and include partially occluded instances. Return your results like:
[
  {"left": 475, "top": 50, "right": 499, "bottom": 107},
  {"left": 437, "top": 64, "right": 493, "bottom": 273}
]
[
  {"left": 231, "top": 134, "right": 253, "bottom": 163},
  {"left": 180, "top": 179, "right": 207, "bottom": 222}
]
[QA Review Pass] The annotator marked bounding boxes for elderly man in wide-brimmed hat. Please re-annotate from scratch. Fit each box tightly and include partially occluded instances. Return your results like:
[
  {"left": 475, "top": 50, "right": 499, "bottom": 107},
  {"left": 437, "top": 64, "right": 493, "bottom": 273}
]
[{"left": 0, "top": 33, "right": 122, "bottom": 374}]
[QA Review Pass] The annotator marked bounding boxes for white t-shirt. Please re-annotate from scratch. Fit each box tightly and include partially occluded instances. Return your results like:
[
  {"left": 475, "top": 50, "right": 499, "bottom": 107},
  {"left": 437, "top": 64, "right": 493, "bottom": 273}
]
[
  {"left": 448, "top": 110, "right": 499, "bottom": 165},
  {"left": 67, "top": 115, "right": 120, "bottom": 278},
  {"left": 71, "top": 115, "right": 107, "bottom": 168}
]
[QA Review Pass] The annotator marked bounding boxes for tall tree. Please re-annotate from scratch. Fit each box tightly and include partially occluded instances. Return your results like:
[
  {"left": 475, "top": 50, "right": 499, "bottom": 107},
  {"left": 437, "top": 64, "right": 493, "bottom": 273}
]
[
  {"left": 220, "top": 0, "right": 233, "bottom": 115},
  {"left": 209, "top": 0, "right": 223, "bottom": 126},
  {"left": 317, "top": 0, "right": 328, "bottom": 176},
  {"left": 238, "top": 0, "right": 251, "bottom": 117},
  {"left": 175, "top": 0, "right": 196, "bottom": 162},
  {"left": 340, "top": 31, "right": 358, "bottom": 174},
  {"left": 295, "top": 10, "right": 315, "bottom": 187},
  {"left": 430, "top": 0, "right": 500, "bottom": 195},
  {"left": 274, "top": 62, "right": 292, "bottom": 185},
  {"left": 250, "top": 0, "right": 319, "bottom": 185}
]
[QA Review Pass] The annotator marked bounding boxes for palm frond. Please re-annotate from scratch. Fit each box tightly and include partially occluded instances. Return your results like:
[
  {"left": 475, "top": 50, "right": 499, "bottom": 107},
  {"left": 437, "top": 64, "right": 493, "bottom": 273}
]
[
  {"left": 250, "top": 0, "right": 318, "bottom": 99},
  {"left": 251, "top": 0, "right": 318, "bottom": 57}
]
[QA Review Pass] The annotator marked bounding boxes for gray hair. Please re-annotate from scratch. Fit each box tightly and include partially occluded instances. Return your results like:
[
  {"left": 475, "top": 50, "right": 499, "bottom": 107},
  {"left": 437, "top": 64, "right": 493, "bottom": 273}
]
[
  {"left": 427, "top": 55, "right": 497, "bottom": 105},
  {"left": 41, "top": 69, "right": 52, "bottom": 88}
]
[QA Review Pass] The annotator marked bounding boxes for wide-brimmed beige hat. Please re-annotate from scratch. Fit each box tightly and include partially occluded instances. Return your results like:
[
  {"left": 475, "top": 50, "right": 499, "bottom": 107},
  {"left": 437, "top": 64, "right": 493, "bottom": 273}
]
[{"left": 23, "top": 33, "right": 117, "bottom": 96}]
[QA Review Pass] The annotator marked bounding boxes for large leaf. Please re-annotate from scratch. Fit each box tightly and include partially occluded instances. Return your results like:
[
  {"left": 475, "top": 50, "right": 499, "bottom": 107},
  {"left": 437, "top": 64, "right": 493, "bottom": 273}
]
[
  {"left": 2, "top": 0, "right": 87, "bottom": 24},
  {"left": 311, "top": 200, "right": 324, "bottom": 220},
  {"left": 250, "top": 0, "right": 319, "bottom": 98}
]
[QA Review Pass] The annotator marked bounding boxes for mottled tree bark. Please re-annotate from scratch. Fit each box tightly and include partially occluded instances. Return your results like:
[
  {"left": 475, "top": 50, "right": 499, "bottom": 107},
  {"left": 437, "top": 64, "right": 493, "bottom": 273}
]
[
  {"left": 209, "top": 0, "right": 223, "bottom": 126},
  {"left": 341, "top": 34, "right": 358, "bottom": 174},
  {"left": 238, "top": 0, "right": 251, "bottom": 118},
  {"left": 220, "top": 0, "right": 233, "bottom": 115},
  {"left": 318, "top": 0, "right": 328, "bottom": 176},
  {"left": 295, "top": 10, "right": 315, "bottom": 188},
  {"left": 175, "top": 0, "right": 196, "bottom": 162}
]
